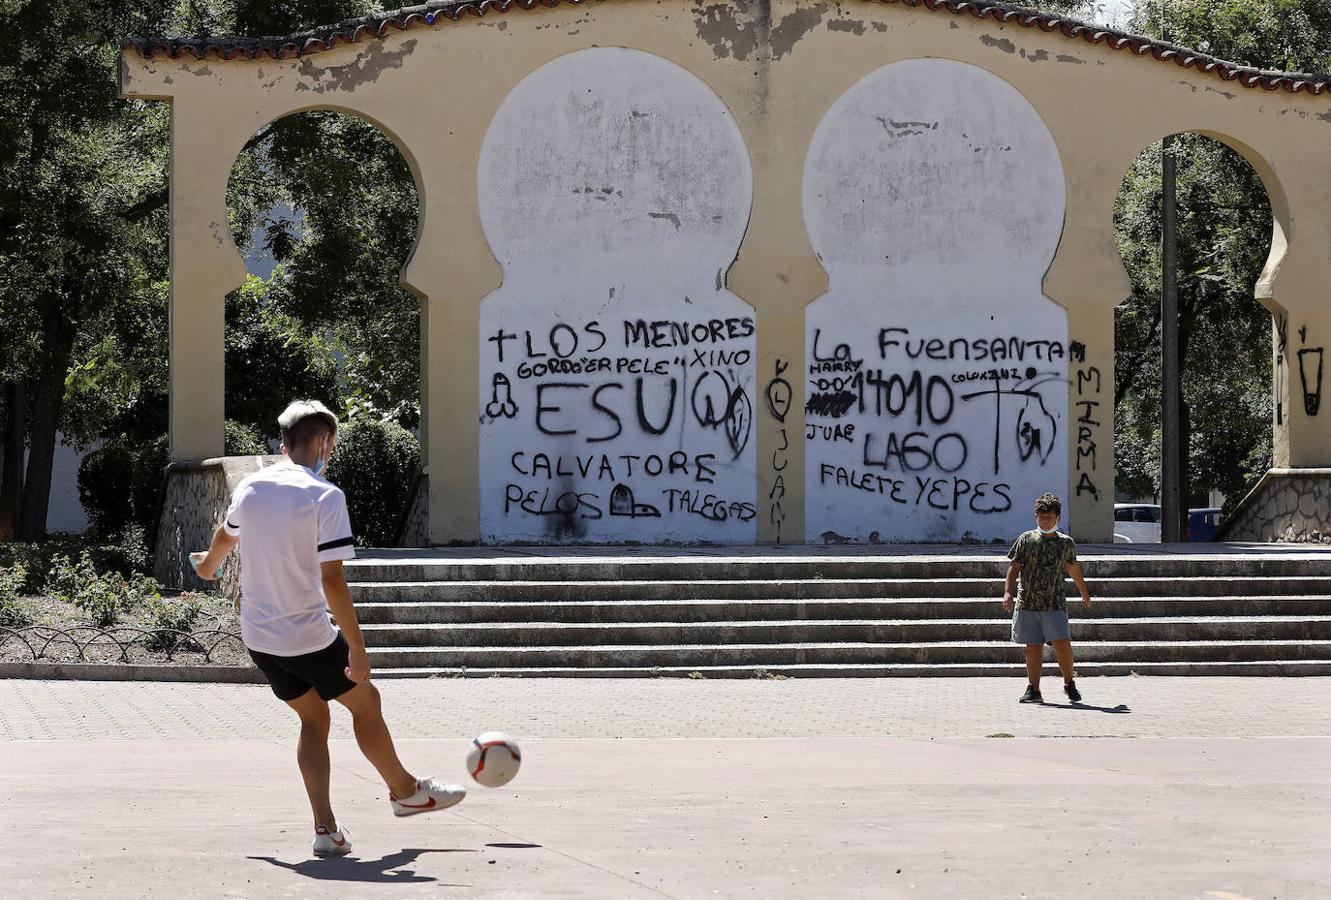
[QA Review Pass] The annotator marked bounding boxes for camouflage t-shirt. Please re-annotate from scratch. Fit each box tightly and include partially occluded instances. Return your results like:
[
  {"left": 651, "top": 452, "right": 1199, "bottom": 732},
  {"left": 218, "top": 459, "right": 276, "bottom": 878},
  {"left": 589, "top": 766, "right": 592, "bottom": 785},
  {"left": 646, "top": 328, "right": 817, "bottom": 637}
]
[{"left": 1007, "top": 530, "right": 1078, "bottom": 611}]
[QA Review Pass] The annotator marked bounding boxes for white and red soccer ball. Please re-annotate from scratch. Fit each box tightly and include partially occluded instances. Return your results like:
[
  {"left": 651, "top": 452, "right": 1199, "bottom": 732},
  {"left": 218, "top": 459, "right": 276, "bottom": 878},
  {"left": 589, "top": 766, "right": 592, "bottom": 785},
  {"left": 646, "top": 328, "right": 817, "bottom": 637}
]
[{"left": 466, "top": 732, "right": 522, "bottom": 788}]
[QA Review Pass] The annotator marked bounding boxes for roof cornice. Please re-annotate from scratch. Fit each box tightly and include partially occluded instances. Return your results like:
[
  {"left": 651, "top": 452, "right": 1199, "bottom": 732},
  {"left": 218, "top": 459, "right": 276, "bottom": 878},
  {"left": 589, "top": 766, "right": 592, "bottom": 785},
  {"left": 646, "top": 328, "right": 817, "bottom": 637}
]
[{"left": 123, "top": 0, "right": 1331, "bottom": 97}]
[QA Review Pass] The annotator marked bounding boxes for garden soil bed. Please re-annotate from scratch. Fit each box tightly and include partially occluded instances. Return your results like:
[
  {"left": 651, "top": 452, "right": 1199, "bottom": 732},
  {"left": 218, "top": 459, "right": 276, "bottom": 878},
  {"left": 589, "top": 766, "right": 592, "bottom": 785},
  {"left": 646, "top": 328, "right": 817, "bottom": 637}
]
[{"left": 0, "top": 593, "right": 249, "bottom": 668}]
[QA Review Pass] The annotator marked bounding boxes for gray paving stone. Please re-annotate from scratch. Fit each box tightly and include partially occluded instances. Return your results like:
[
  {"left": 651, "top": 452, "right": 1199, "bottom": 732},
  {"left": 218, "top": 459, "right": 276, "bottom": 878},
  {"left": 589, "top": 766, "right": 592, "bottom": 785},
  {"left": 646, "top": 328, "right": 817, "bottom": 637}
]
[{"left": 3, "top": 676, "right": 1329, "bottom": 741}]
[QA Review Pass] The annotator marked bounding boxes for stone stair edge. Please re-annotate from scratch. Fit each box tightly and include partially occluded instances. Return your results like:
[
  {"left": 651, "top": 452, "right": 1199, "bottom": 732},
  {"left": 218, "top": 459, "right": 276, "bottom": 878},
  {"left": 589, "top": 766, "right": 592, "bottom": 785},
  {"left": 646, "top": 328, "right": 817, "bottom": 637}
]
[
  {"left": 367, "top": 660, "right": 1331, "bottom": 678},
  {"left": 365, "top": 639, "right": 1331, "bottom": 651},
  {"left": 357, "top": 615, "right": 1331, "bottom": 630}
]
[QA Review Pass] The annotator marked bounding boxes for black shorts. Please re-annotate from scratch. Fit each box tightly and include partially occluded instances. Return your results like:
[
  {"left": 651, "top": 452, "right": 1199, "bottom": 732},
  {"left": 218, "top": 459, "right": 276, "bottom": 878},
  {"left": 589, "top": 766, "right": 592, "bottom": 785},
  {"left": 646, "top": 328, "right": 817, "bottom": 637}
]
[{"left": 249, "top": 632, "right": 358, "bottom": 702}]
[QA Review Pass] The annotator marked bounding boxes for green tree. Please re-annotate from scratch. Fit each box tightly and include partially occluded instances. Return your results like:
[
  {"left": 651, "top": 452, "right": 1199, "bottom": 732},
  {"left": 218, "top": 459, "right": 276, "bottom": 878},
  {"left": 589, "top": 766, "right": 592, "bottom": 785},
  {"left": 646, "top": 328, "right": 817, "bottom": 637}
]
[
  {"left": 0, "top": 1, "right": 181, "bottom": 539},
  {"left": 1113, "top": 1, "right": 1331, "bottom": 509},
  {"left": 1024, "top": 0, "right": 1330, "bottom": 509},
  {"left": 0, "top": 1, "right": 389, "bottom": 540},
  {"left": 228, "top": 110, "right": 421, "bottom": 427}
]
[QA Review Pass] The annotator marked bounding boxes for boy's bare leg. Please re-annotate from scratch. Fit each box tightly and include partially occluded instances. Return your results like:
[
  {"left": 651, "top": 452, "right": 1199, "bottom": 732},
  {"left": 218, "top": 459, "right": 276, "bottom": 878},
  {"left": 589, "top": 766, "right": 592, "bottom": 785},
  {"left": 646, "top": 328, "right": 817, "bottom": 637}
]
[
  {"left": 286, "top": 689, "right": 336, "bottom": 829},
  {"left": 334, "top": 682, "right": 418, "bottom": 798},
  {"left": 1024, "top": 644, "right": 1044, "bottom": 686},
  {"left": 1051, "top": 639, "right": 1076, "bottom": 682}
]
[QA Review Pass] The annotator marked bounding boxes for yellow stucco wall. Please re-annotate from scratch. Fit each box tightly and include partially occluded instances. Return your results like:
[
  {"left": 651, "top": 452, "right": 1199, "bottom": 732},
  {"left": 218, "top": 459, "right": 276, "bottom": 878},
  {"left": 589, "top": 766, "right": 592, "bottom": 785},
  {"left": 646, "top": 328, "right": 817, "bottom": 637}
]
[{"left": 120, "top": 0, "right": 1331, "bottom": 545}]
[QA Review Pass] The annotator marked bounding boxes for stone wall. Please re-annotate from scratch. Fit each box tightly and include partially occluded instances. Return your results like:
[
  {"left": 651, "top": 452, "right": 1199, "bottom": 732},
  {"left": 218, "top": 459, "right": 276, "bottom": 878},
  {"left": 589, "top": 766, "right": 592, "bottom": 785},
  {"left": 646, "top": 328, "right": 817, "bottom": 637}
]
[
  {"left": 397, "top": 471, "right": 429, "bottom": 548},
  {"left": 153, "top": 455, "right": 280, "bottom": 597},
  {"left": 1216, "top": 469, "right": 1331, "bottom": 543}
]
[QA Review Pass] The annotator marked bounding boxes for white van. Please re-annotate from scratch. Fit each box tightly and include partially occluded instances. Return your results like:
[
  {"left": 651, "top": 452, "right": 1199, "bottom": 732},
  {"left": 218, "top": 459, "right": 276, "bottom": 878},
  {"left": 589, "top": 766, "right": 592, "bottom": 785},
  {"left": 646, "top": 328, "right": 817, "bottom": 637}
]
[{"left": 1113, "top": 503, "right": 1161, "bottom": 543}]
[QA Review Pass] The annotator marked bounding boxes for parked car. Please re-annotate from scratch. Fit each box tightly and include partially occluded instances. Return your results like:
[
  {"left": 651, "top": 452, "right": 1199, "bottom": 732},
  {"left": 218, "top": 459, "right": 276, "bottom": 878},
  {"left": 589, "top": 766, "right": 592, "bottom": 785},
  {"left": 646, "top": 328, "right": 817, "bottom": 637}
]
[
  {"left": 1113, "top": 503, "right": 1161, "bottom": 543},
  {"left": 1187, "top": 507, "right": 1222, "bottom": 542}
]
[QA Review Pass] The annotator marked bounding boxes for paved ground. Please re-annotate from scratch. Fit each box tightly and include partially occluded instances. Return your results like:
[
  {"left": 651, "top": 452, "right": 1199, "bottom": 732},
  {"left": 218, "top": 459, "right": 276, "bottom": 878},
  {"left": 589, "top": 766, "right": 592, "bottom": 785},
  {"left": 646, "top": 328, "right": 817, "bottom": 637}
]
[{"left": 2, "top": 677, "right": 1329, "bottom": 899}]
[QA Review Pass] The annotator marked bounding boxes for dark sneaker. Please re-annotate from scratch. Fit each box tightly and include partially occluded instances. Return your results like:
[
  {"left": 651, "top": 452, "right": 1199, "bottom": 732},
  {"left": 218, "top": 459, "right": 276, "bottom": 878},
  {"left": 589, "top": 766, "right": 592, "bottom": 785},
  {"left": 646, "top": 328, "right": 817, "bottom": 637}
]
[
  {"left": 1064, "top": 680, "right": 1082, "bottom": 703},
  {"left": 1019, "top": 685, "right": 1043, "bottom": 704}
]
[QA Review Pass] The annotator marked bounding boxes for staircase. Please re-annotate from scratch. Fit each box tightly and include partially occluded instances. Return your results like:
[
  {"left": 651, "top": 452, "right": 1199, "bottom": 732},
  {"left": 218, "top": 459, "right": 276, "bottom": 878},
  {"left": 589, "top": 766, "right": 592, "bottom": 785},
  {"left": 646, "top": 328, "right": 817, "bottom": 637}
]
[{"left": 344, "top": 548, "right": 1331, "bottom": 677}]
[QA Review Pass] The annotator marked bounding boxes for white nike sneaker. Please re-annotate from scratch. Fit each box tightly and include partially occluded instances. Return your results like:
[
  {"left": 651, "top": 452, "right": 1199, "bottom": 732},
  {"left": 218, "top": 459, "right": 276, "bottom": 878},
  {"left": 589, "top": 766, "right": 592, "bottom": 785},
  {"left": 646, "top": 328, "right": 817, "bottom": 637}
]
[
  {"left": 390, "top": 777, "right": 466, "bottom": 817},
  {"left": 313, "top": 824, "right": 351, "bottom": 857}
]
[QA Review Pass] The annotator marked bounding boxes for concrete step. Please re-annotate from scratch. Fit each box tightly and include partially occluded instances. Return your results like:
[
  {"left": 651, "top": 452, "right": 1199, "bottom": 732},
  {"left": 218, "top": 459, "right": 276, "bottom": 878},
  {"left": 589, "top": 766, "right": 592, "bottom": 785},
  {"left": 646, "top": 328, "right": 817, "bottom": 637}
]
[
  {"left": 344, "top": 554, "right": 1331, "bottom": 584},
  {"left": 357, "top": 617, "right": 1331, "bottom": 647},
  {"left": 347, "top": 576, "right": 1331, "bottom": 603},
  {"left": 363, "top": 640, "right": 1331, "bottom": 669},
  {"left": 343, "top": 547, "right": 1331, "bottom": 677},
  {"left": 352, "top": 596, "right": 1331, "bottom": 625},
  {"left": 371, "top": 659, "right": 1331, "bottom": 678}
]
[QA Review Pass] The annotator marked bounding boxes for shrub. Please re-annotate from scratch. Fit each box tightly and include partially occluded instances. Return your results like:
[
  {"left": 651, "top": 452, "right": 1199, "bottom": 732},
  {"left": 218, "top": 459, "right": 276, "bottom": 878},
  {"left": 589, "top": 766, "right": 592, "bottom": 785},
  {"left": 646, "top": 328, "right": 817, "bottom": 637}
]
[
  {"left": 100, "top": 525, "right": 152, "bottom": 577},
  {"left": 78, "top": 445, "right": 137, "bottom": 538},
  {"left": 0, "top": 532, "right": 154, "bottom": 600},
  {"left": 0, "top": 543, "right": 49, "bottom": 594},
  {"left": 144, "top": 592, "right": 204, "bottom": 651},
  {"left": 0, "top": 564, "right": 28, "bottom": 627},
  {"left": 46, "top": 552, "right": 159, "bottom": 628},
  {"left": 225, "top": 419, "right": 271, "bottom": 456},
  {"left": 82, "top": 421, "right": 269, "bottom": 552},
  {"left": 129, "top": 434, "right": 170, "bottom": 544},
  {"left": 325, "top": 418, "right": 420, "bottom": 547}
]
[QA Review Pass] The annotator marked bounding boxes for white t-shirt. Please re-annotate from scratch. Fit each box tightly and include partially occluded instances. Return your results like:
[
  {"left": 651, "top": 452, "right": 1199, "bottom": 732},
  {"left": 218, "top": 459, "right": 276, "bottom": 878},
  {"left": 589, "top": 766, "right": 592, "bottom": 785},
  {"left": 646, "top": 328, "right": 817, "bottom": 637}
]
[{"left": 224, "top": 460, "right": 356, "bottom": 656}]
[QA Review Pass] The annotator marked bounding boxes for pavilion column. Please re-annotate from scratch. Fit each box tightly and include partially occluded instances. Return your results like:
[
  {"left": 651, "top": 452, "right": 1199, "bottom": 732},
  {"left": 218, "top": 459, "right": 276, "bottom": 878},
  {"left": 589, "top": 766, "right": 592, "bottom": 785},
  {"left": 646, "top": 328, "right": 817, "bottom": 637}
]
[
  {"left": 403, "top": 137, "right": 501, "bottom": 546},
  {"left": 1268, "top": 286, "right": 1331, "bottom": 472},
  {"left": 168, "top": 103, "right": 246, "bottom": 461},
  {"left": 1045, "top": 169, "right": 1133, "bottom": 543},
  {"left": 1256, "top": 157, "right": 1331, "bottom": 472},
  {"left": 1061, "top": 300, "right": 1117, "bottom": 541}
]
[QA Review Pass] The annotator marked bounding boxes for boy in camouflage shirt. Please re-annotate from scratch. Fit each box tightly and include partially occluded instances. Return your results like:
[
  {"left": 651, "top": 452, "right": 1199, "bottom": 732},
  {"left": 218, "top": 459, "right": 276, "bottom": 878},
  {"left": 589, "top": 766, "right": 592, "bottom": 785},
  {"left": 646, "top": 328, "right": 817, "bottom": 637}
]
[{"left": 1002, "top": 492, "right": 1093, "bottom": 704}]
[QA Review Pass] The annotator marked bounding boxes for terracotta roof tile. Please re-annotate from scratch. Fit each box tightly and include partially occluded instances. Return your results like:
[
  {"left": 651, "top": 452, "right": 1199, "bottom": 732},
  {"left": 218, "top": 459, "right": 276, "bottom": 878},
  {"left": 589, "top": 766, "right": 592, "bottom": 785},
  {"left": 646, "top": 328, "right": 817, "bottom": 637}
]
[{"left": 123, "top": 0, "right": 1331, "bottom": 97}]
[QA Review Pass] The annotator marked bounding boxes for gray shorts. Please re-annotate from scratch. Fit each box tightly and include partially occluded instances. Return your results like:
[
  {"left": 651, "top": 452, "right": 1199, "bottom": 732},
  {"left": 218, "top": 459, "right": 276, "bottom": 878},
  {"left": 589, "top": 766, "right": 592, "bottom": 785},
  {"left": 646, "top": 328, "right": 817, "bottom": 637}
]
[{"left": 1011, "top": 609, "right": 1071, "bottom": 645}]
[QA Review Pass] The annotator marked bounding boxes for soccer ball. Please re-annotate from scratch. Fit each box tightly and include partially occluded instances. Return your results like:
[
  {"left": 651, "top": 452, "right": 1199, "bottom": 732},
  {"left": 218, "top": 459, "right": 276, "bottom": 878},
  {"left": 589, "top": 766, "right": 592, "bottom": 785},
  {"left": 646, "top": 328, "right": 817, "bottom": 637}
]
[{"left": 466, "top": 732, "right": 522, "bottom": 788}]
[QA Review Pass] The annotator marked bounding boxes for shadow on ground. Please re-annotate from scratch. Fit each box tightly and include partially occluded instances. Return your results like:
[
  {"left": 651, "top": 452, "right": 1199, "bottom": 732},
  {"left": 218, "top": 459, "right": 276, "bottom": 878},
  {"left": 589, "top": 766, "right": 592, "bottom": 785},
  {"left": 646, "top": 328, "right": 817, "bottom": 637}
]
[
  {"left": 248, "top": 848, "right": 475, "bottom": 883},
  {"left": 1044, "top": 702, "right": 1132, "bottom": 714}
]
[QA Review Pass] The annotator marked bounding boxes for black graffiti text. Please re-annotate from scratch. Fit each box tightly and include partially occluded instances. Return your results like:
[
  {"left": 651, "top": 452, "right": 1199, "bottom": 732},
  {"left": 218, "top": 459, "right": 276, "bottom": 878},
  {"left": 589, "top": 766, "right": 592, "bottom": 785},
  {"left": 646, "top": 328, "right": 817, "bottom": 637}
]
[
  {"left": 504, "top": 484, "right": 603, "bottom": 520},
  {"left": 511, "top": 450, "right": 717, "bottom": 484},
  {"left": 662, "top": 489, "right": 757, "bottom": 523},
  {"left": 818, "top": 464, "right": 1011, "bottom": 514}
]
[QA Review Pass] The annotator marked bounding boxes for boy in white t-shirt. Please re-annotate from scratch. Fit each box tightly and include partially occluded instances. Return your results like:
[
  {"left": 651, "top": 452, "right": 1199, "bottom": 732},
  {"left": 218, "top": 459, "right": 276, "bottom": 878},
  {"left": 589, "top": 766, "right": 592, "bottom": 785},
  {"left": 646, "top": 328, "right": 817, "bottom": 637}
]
[{"left": 192, "top": 400, "right": 464, "bottom": 857}]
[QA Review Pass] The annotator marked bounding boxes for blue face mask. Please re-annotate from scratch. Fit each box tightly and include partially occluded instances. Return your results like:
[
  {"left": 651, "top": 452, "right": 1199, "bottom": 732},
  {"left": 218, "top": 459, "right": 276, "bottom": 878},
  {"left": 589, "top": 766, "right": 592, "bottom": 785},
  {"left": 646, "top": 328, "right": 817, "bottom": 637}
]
[
  {"left": 311, "top": 439, "right": 328, "bottom": 476},
  {"left": 1038, "top": 524, "right": 1058, "bottom": 535}
]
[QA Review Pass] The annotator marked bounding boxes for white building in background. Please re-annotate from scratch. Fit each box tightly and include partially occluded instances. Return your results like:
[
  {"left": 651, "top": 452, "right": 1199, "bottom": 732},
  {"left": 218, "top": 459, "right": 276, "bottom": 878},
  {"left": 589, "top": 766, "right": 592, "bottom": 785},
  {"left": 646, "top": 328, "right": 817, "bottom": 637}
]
[{"left": 26, "top": 437, "right": 90, "bottom": 534}]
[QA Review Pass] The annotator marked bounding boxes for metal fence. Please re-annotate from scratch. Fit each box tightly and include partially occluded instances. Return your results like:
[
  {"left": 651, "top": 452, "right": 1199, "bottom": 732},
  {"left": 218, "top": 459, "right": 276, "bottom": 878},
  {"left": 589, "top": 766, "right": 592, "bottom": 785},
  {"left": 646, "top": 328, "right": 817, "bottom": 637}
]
[{"left": 0, "top": 625, "right": 244, "bottom": 664}]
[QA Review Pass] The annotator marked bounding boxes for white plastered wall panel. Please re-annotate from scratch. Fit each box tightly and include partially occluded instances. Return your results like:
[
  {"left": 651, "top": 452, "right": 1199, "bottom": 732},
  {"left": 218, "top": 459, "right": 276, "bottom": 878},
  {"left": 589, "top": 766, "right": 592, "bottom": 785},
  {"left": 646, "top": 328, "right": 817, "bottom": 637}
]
[
  {"left": 477, "top": 48, "right": 758, "bottom": 543},
  {"left": 803, "top": 58, "right": 1070, "bottom": 543}
]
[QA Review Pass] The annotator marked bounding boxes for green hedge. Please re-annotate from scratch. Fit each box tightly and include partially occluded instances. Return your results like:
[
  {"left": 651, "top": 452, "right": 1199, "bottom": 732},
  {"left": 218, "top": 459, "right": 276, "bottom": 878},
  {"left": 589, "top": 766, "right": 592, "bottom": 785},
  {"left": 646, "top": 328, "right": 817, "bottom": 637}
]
[
  {"left": 325, "top": 418, "right": 420, "bottom": 547},
  {"left": 78, "top": 420, "right": 272, "bottom": 546}
]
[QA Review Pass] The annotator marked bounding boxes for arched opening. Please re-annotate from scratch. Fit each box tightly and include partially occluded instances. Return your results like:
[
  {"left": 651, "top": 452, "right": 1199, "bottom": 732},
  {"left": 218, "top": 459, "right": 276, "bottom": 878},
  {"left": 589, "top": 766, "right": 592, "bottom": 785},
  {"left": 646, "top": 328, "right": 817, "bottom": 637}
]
[
  {"left": 1112, "top": 133, "right": 1278, "bottom": 542},
  {"left": 225, "top": 109, "right": 423, "bottom": 545}
]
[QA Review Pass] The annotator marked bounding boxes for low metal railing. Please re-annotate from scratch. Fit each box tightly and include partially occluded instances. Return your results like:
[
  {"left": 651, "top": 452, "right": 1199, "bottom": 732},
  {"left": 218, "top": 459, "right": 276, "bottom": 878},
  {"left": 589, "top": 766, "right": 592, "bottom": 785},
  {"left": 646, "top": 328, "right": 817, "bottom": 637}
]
[{"left": 0, "top": 625, "right": 244, "bottom": 664}]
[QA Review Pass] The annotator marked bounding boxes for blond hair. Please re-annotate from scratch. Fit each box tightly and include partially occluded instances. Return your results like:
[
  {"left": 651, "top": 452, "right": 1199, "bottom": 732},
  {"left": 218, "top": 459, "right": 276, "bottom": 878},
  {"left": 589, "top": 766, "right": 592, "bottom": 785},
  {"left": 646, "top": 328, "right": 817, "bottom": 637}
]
[{"left": 277, "top": 399, "right": 338, "bottom": 449}]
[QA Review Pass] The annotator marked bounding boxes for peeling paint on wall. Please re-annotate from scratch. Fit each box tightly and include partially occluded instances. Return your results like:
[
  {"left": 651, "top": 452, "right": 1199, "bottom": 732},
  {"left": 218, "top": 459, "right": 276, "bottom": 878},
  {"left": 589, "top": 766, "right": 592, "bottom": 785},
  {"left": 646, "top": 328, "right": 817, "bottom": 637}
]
[
  {"left": 692, "top": 0, "right": 828, "bottom": 61},
  {"left": 295, "top": 38, "right": 416, "bottom": 93},
  {"left": 828, "top": 19, "right": 866, "bottom": 36},
  {"left": 980, "top": 34, "right": 1016, "bottom": 54}
]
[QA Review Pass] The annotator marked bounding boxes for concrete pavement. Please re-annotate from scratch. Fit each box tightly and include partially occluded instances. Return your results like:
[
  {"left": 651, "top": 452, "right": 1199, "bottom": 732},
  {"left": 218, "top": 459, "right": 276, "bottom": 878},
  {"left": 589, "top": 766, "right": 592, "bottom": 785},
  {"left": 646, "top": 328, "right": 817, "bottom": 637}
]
[{"left": 2, "top": 678, "right": 1329, "bottom": 899}]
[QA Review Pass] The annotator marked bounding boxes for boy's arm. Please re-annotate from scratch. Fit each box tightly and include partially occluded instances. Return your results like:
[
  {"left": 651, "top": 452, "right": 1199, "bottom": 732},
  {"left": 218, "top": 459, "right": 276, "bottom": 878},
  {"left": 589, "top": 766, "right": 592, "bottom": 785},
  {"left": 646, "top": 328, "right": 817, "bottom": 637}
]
[
  {"left": 322, "top": 560, "right": 371, "bottom": 683},
  {"left": 1002, "top": 561, "right": 1021, "bottom": 612},
  {"left": 192, "top": 526, "right": 238, "bottom": 580},
  {"left": 1067, "top": 561, "right": 1092, "bottom": 607}
]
